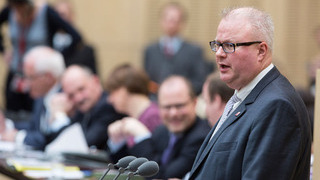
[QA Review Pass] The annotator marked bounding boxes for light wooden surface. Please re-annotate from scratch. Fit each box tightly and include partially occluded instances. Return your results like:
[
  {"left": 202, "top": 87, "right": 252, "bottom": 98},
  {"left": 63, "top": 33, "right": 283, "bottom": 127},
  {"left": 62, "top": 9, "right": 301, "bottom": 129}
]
[
  {"left": 0, "top": 0, "right": 319, "bottom": 109},
  {"left": 0, "top": 173, "right": 14, "bottom": 180},
  {"left": 312, "top": 69, "right": 320, "bottom": 180}
]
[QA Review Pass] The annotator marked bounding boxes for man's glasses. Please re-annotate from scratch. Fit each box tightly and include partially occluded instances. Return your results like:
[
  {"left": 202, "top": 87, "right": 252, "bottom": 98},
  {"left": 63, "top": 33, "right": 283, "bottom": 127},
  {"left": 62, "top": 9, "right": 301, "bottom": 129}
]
[{"left": 209, "top": 41, "right": 262, "bottom": 53}]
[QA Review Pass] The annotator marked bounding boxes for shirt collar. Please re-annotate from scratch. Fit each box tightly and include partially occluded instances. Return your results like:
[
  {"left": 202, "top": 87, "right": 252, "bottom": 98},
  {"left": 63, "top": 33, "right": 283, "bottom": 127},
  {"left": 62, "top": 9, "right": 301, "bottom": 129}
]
[
  {"left": 235, "top": 63, "right": 274, "bottom": 102},
  {"left": 160, "top": 36, "right": 182, "bottom": 52}
]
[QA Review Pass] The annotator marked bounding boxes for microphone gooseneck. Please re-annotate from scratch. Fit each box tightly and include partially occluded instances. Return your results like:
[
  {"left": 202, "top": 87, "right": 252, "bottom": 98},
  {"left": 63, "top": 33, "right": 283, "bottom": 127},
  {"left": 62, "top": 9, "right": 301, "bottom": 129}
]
[
  {"left": 98, "top": 163, "right": 115, "bottom": 180},
  {"left": 112, "top": 156, "right": 137, "bottom": 180}
]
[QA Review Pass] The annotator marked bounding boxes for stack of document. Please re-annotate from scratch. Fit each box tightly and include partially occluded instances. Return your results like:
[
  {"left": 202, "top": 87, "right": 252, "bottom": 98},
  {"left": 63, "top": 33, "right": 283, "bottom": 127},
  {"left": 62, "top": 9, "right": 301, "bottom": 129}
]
[{"left": 6, "top": 157, "right": 84, "bottom": 179}]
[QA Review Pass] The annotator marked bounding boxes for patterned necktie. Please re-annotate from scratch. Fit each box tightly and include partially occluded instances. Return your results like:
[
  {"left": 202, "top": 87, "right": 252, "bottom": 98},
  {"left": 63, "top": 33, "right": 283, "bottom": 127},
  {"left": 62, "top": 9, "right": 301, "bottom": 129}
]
[
  {"left": 210, "top": 94, "right": 241, "bottom": 140},
  {"left": 161, "top": 133, "right": 179, "bottom": 165},
  {"left": 163, "top": 40, "right": 173, "bottom": 57}
]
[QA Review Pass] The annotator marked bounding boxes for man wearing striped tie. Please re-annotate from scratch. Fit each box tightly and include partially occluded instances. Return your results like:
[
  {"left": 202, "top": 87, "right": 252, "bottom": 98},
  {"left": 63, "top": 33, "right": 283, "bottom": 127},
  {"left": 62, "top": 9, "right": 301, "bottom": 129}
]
[{"left": 189, "top": 7, "right": 312, "bottom": 180}]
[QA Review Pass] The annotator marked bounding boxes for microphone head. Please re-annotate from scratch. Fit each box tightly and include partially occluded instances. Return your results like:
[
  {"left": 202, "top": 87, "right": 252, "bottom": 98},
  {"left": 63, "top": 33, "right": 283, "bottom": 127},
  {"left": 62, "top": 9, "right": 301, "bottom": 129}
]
[
  {"left": 135, "top": 161, "right": 159, "bottom": 177},
  {"left": 127, "top": 157, "right": 148, "bottom": 172},
  {"left": 116, "top": 156, "right": 137, "bottom": 168}
]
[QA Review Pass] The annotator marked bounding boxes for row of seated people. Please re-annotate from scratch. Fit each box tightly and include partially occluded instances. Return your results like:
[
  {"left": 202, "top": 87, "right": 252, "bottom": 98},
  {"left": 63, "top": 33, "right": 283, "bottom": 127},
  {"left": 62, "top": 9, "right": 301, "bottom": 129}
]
[
  {"left": 1, "top": 0, "right": 213, "bottom": 122},
  {"left": 0, "top": 45, "right": 233, "bottom": 179},
  {"left": 0, "top": 46, "right": 121, "bottom": 151}
]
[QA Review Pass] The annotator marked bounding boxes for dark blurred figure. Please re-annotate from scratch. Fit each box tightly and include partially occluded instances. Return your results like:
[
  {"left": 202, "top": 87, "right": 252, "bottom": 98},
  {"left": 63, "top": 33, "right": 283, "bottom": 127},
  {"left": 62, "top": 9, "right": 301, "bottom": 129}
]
[
  {"left": 0, "top": 0, "right": 82, "bottom": 118},
  {"left": 53, "top": 0, "right": 97, "bottom": 74},
  {"left": 143, "top": 2, "right": 212, "bottom": 98}
]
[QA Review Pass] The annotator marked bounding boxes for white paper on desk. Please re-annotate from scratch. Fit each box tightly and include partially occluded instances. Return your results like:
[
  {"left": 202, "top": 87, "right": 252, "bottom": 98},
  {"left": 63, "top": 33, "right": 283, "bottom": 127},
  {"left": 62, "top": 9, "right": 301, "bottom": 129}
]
[
  {"left": 45, "top": 123, "right": 89, "bottom": 155},
  {"left": 0, "top": 141, "right": 15, "bottom": 152},
  {"left": 24, "top": 170, "right": 84, "bottom": 179}
]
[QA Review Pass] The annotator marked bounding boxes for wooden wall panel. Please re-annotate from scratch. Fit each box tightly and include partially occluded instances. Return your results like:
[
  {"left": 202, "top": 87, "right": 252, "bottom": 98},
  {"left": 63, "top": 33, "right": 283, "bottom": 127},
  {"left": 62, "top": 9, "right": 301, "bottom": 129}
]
[{"left": 0, "top": 0, "right": 319, "bottom": 105}]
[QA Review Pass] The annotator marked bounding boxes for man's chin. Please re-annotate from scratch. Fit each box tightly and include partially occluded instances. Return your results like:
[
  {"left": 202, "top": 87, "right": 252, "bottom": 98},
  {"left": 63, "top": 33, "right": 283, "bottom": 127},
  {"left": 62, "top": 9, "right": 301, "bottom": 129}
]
[
  {"left": 77, "top": 105, "right": 89, "bottom": 113},
  {"left": 169, "top": 127, "right": 183, "bottom": 134}
]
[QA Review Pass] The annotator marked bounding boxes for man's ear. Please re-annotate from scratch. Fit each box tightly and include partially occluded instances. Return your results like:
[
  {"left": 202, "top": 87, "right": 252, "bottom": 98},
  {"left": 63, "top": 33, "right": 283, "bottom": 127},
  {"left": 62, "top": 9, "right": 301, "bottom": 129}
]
[
  {"left": 213, "top": 94, "right": 222, "bottom": 106},
  {"left": 257, "top": 42, "right": 268, "bottom": 62}
]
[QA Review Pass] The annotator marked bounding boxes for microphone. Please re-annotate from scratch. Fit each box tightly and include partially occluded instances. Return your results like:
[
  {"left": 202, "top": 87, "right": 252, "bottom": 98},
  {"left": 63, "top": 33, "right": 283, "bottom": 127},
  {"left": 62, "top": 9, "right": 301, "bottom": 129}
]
[
  {"left": 126, "top": 161, "right": 159, "bottom": 180},
  {"left": 126, "top": 157, "right": 148, "bottom": 172},
  {"left": 99, "top": 156, "right": 136, "bottom": 180}
]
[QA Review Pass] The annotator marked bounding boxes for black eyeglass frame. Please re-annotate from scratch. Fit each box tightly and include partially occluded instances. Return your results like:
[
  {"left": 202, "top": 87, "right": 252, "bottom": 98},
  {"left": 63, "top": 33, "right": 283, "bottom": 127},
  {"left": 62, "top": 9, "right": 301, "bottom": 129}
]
[{"left": 209, "top": 41, "right": 262, "bottom": 53}]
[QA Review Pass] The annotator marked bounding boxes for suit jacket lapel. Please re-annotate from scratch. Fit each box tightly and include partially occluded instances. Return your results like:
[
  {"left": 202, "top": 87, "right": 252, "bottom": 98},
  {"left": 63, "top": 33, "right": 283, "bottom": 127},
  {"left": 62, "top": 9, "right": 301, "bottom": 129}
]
[{"left": 190, "top": 106, "right": 245, "bottom": 175}]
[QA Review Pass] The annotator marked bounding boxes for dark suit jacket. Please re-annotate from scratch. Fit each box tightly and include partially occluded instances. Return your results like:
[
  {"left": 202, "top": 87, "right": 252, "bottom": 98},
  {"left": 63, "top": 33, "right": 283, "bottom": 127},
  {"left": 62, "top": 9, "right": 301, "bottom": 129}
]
[
  {"left": 63, "top": 43, "right": 98, "bottom": 74},
  {"left": 14, "top": 98, "right": 48, "bottom": 150},
  {"left": 144, "top": 40, "right": 209, "bottom": 95},
  {"left": 189, "top": 67, "right": 312, "bottom": 180},
  {"left": 129, "top": 117, "right": 210, "bottom": 179},
  {"left": 70, "top": 92, "right": 124, "bottom": 150}
]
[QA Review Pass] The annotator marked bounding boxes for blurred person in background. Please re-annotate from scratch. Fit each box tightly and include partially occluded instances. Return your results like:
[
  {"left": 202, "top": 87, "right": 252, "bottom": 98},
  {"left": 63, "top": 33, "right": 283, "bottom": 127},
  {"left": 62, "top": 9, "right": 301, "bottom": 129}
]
[
  {"left": 50, "top": 65, "right": 124, "bottom": 150},
  {"left": 105, "top": 63, "right": 162, "bottom": 160},
  {"left": 0, "top": 46, "right": 66, "bottom": 150},
  {"left": 143, "top": 2, "right": 211, "bottom": 98},
  {"left": 202, "top": 72, "right": 233, "bottom": 127},
  {"left": 108, "top": 75, "right": 210, "bottom": 179},
  {"left": 0, "top": 0, "right": 81, "bottom": 118}
]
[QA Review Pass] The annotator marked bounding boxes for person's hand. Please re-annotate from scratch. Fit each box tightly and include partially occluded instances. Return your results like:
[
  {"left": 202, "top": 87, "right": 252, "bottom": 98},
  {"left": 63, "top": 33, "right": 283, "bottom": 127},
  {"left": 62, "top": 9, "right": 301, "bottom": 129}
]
[
  {"left": 1, "top": 129, "right": 18, "bottom": 142},
  {"left": 122, "top": 117, "right": 150, "bottom": 137},
  {"left": 108, "top": 119, "right": 126, "bottom": 143},
  {"left": 49, "top": 93, "right": 74, "bottom": 121}
]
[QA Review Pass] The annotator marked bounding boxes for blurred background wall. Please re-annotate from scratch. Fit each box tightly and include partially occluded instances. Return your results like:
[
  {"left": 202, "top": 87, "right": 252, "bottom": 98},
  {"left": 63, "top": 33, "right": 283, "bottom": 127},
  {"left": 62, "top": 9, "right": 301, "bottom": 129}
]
[{"left": 0, "top": 0, "right": 319, "bottom": 108}]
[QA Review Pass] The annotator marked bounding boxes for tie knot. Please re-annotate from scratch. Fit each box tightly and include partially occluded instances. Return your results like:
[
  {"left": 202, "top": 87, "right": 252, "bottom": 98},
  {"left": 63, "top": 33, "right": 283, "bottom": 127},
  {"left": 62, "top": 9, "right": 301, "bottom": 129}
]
[{"left": 230, "top": 94, "right": 241, "bottom": 104}]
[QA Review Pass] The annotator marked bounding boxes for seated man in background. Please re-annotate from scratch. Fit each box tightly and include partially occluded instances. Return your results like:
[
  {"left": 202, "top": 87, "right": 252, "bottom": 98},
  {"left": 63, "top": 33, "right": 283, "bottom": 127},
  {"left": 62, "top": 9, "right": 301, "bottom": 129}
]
[
  {"left": 0, "top": 46, "right": 66, "bottom": 150},
  {"left": 169, "top": 72, "right": 234, "bottom": 180},
  {"left": 202, "top": 72, "right": 233, "bottom": 127},
  {"left": 108, "top": 75, "right": 211, "bottom": 179},
  {"left": 50, "top": 65, "right": 124, "bottom": 150}
]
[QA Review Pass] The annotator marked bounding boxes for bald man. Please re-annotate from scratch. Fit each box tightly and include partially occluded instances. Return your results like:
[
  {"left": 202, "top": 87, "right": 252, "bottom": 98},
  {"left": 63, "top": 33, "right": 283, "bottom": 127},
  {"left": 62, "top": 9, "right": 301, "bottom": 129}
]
[
  {"left": 50, "top": 65, "right": 124, "bottom": 150},
  {"left": 189, "top": 7, "right": 311, "bottom": 179}
]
